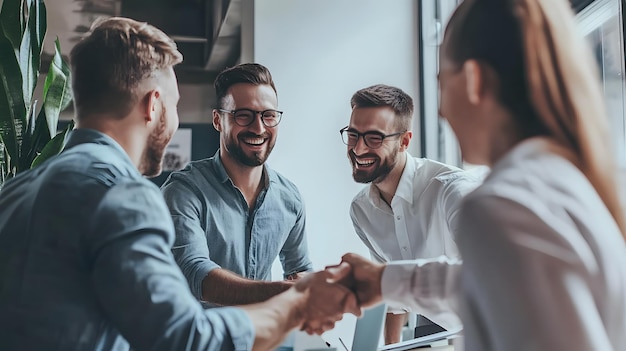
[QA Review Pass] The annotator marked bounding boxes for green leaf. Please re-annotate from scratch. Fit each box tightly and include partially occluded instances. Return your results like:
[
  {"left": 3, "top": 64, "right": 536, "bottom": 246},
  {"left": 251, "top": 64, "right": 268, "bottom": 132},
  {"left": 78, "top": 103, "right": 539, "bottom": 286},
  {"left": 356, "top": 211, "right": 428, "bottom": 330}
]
[
  {"left": 17, "top": 98, "right": 39, "bottom": 172},
  {"left": 27, "top": 0, "right": 46, "bottom": 96},
  {"left": 0, "top": 0, "right": 26, "bottom": 52},
  {"left": 34, "top": 1, "right": 46, "bottom": 55},
  {"left": 19, "top": 0, "right": 44, "bottom": 112},
  {"left": 23, "top": 104, "right": 48, "bottom": 167},
  {"left": 0, "top": 28, "right": 26, "bottom": 169},
  {"left": 31, "top": 119, "right": 73, "bottom": 169},
  {"left": 42, "top": 38, "right": 71, "bottom": 138},
  {"left": 0, "top": 139, "right": 6, "bottom": 185}
]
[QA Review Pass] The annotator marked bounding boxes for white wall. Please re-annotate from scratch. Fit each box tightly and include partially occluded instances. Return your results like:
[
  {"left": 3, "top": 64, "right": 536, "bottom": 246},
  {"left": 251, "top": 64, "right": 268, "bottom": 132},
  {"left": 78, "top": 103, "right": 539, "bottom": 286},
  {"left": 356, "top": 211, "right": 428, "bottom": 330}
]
[{"left": 248, "top": 0, "right": 420, "bottom": 273}]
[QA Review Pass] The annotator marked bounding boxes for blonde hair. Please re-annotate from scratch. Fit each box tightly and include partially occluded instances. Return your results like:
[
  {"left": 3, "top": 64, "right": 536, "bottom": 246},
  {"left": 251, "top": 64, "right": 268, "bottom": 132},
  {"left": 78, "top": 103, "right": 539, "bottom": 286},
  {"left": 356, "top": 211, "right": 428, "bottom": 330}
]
[
  {"left": 445, "top": 0, "right": 626, "bottom": 239},
  {"left": 70, "top": 17, "right": 183, "bottom": 118}
]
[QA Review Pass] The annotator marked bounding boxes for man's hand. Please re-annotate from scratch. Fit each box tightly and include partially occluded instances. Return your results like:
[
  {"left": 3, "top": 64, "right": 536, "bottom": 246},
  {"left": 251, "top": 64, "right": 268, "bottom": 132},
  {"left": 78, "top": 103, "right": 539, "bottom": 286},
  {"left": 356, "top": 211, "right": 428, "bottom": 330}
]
[
  {"left": 328, "top": 253, "right": 385, "bottom": 308},
  {"left": 285, "top": 271, "right": 308, "bottom": 281},
  {"left": 295, "top": 267, "right": 362, "bottom": 335}
]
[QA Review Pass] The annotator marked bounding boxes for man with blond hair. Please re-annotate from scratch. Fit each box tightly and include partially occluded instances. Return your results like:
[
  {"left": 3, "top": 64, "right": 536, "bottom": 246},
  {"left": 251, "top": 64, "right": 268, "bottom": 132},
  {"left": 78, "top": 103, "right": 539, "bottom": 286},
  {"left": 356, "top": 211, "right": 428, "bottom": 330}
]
[{"left": 0, "top": 17, "right": 358, "bottom": 351}]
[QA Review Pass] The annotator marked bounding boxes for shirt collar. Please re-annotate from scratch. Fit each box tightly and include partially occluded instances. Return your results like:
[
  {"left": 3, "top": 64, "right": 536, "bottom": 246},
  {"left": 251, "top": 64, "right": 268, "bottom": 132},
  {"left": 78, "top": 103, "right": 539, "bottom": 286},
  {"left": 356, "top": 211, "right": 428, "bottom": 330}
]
[
  {"left": 64, "top": 128, "right": 138, "bottom": 172},
  {"left": 367, "top": 152, "right": 416, "bottom": 207},
  {"left": 211, "top": 149, "right": 275, "bottom": 186},
  {"left": 489, "top": 137, "right": 577, "bottom": 181},
  {"left": 394, "top": 153, "right": 416, "bottom": 204}
]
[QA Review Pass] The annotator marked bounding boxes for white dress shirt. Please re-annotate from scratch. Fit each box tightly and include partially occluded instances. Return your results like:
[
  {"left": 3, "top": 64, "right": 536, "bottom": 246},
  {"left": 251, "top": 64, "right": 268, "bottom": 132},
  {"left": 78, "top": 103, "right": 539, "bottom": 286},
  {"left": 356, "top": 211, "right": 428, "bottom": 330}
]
[
  {"left": 350, "top": 154, "right": 484, "bottom": 328},
  {"left": 381, "top": 138, "right": 626, "bottom": 350}
]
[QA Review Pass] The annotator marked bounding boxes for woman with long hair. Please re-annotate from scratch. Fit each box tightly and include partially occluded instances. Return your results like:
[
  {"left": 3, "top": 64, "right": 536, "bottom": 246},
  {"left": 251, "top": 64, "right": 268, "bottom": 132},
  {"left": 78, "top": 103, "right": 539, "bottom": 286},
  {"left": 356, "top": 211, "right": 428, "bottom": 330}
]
[
  {"left": 438, "top": 0, "right": 626, "bottom": 349},
  {"left": 337, "top": 0, "right": 626, "bottom": 349}
]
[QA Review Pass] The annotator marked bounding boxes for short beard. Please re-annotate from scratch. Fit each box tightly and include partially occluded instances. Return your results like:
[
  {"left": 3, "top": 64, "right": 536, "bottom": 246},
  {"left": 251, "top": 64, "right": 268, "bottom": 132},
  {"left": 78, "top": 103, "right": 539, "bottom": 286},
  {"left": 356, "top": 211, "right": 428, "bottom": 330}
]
[
  {"left": 227, "top": 132, "right": 275, "bottom": 167},
  {"left": 350, "top": 150, "right": 398, "bottom": 184},
  {"left": 142, "top": 108, "right": 171, "bottom": 177}
]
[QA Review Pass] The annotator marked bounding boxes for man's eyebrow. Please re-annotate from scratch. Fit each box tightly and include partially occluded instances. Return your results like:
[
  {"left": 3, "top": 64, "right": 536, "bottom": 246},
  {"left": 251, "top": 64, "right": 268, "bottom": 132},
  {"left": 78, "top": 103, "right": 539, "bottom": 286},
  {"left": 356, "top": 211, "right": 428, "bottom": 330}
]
[{"left": 346, "top": 127, "right": 384, "bottom": 134}]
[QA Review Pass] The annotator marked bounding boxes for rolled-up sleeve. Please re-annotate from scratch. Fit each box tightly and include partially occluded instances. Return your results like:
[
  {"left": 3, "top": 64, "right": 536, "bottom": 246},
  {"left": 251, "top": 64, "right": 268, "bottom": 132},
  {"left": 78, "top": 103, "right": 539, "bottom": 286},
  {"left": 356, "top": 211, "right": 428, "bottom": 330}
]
[
  {"left": 162, "top": 178, "right": 220, "bottom": 299},
  {"left": 279, "top": 195, "right": 313, "bottom": 277},
  {"left": 87, "top": 181, "right": 254, "bottom": 351}
]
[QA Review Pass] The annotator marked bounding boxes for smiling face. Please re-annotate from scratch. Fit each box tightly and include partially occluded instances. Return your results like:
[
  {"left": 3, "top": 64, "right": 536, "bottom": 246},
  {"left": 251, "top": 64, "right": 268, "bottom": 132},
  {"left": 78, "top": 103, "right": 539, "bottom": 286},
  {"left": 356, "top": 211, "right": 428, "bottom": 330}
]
[
  {"left": 348, "top": 106, "right": 404, "bottom": 184},
  {"left": 214, "top": 83, "right": 278, "bottom": 167}
]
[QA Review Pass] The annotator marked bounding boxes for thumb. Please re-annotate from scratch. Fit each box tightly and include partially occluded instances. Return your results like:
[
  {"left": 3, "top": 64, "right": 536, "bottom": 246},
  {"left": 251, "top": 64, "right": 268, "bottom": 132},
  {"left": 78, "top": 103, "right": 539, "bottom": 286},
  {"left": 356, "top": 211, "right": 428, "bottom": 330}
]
[
  {"left": 341, "top": 252, "right": 363, "bottom": 266},
  {"left": 325, "top": 262, "right": 352, "bottom": 283}
]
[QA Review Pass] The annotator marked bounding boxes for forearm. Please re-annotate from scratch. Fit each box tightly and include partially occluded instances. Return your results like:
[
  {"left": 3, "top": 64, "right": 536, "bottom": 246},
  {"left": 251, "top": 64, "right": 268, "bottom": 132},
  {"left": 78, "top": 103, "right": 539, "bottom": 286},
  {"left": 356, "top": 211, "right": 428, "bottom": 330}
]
[
  {"left": 202, "top": 268, "right": 294, "bottom": 305},
  {"left": 381, "top": 258, "right": 462, "bottom": 313},
  {"left": 384, "top": 312, "right": 408, "bottom": 345},
  {"left": 92, "top": 230, "right": 256, "bottom": 350},
  {"left": 241, "top": 287, "right": 305, "bottom": 351}
]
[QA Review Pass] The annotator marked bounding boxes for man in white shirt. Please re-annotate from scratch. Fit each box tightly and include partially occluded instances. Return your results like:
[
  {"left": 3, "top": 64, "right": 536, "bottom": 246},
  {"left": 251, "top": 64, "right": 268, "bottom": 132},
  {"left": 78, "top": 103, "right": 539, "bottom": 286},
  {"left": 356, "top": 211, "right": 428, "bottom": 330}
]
[{"left": 341, "top": 84, "right": 484, "bottom": 344}]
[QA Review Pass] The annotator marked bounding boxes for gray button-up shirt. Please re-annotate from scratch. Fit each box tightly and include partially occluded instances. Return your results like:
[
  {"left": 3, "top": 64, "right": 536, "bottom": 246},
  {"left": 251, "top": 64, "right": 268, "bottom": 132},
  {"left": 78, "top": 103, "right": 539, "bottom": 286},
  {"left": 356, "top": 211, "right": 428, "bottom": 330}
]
[
  {"left": 161, "top": 151, "right": 312, "bottom": 299},
  {"left": 0, "top": 129, "right": 254, "bottom": 351}
]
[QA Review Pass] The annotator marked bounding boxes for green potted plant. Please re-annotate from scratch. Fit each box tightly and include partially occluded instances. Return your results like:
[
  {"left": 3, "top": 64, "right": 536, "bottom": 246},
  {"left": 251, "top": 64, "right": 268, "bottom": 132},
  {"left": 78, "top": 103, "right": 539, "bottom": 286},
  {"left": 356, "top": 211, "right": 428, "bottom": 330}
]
[{"left": 0, "top": 0, "right": 73, "bottom": 188}]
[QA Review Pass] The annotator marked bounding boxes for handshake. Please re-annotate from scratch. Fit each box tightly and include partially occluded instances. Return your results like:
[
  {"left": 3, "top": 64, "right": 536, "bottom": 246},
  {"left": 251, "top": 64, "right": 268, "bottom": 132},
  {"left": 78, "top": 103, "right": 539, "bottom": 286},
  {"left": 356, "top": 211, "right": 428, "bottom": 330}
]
[{"left": 289, "top": 253, "right": 386, "bottom": 335}]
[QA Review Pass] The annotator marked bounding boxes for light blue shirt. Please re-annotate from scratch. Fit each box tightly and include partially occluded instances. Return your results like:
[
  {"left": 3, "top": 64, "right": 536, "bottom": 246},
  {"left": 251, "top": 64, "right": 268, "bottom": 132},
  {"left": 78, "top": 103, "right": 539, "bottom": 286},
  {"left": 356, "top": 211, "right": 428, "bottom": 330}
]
[
  {"left": 161, "top": 151, "right": 312, "bottom": 299},
  {"left": 0, "top": 129, "right": 254, "bottom": 351}
]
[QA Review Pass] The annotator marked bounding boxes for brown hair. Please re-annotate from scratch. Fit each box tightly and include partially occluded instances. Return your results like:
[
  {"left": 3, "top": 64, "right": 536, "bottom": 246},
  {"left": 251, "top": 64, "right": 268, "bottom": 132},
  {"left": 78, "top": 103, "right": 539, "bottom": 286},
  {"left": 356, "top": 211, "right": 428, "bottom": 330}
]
[
  {"left": 351, "top": 84, "right": 414, "bottom": 131},
  {"left": 214, "top": 63, "right": 277, "bottom": 108},
  {"left": 445, "top": 0, "right": 626, "bottom": 238},
  {"left": 70, "top": 17, "right": 183, "bottom": 118}
]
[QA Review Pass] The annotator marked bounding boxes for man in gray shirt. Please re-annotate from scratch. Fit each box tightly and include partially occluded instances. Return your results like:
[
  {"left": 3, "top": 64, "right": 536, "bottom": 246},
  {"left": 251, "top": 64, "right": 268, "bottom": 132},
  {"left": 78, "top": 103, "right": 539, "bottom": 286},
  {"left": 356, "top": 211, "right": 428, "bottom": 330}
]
[
  {"left": 0, "top": 17, "right": 358, "bottom": 350},
  {"left": 162, "top": 63, "right": 312, "bottom": 306}
]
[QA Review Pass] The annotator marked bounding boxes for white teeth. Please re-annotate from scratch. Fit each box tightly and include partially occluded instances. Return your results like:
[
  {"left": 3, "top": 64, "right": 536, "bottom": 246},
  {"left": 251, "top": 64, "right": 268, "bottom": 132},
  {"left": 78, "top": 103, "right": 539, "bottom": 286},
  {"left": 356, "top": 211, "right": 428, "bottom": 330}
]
[
  {"left": 243, "top": 138, "right": 264, "bottom": 145},
  {"left": 356, "top": 159, "right": 375, "bottom": 166}
]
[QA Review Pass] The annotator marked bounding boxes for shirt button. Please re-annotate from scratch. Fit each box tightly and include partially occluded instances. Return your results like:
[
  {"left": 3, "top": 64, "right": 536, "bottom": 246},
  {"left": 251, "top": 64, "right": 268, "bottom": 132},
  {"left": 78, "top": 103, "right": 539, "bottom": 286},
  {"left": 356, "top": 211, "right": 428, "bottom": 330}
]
[
  {"left": 402, "top": 246, "right": 408, "bottom": 251},
  {"left": 396, "top": 216, "right": 401, "bottom": 220}
]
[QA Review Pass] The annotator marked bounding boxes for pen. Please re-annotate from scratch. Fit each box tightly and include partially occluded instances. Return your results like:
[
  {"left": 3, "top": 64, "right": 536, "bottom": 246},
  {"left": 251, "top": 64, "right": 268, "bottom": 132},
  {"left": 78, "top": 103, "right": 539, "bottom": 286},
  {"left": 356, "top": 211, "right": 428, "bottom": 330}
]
[{"left": 338, "top": 337, "right": 349, "bottom": 351}]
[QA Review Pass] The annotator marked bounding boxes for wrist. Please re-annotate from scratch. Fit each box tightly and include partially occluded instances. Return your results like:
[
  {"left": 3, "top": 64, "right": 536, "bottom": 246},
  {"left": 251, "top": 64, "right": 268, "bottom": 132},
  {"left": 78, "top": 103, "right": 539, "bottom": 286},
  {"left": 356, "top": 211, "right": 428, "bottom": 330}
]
[
  {"left": 270, "top": 287, "right": 308, "bottom": 332},
  {"left": 281, "top": 286, "right": 308, "bottom": 330}
]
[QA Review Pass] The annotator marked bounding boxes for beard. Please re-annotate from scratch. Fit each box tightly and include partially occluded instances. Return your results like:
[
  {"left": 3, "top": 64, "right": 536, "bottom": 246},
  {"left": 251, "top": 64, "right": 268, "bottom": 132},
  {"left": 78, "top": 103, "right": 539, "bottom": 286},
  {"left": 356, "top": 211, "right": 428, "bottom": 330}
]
[
  {"left": 226, "top": 131, "right": 275, "bottom": 167},
  {"left": 349, "top": 149, "right": 398, "bottom": 184},
  {"left": 142, "top": 107, "right": 173, "bottom": 177}
]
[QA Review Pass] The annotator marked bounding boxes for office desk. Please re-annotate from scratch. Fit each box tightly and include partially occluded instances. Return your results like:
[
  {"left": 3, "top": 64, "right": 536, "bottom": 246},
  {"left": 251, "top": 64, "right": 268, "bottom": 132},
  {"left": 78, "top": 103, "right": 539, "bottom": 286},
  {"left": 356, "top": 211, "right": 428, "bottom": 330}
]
[{"left": 275, "top": 336, "right": 461, "bottom": 351}]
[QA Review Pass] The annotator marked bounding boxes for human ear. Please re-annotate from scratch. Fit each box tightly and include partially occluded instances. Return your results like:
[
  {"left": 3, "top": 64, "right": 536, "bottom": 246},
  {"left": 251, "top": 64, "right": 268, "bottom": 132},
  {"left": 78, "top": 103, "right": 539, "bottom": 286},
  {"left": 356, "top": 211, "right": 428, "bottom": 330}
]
[
  {"left": 400, "top": 131, "right": 412, "bottom": 151},
  {"left": 212, "top": 109, "right": 222, "bottom": 132},
  {"left": 144, "top": 90, "right": 161, "bottom": 123},
  {"left": 463, "top": 60, "right": 483, "bottom": 105}
]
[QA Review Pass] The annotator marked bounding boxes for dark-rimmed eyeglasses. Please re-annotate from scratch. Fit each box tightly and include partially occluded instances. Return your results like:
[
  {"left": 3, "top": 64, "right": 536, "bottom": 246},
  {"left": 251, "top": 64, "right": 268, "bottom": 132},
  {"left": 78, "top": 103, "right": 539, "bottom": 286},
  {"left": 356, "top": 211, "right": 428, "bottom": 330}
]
[
  {"left": 217, "top": 108, "right": 283, "bottom": 127},
  {"left": 339, "top": 126, "right": 406, "bottom": 149}
]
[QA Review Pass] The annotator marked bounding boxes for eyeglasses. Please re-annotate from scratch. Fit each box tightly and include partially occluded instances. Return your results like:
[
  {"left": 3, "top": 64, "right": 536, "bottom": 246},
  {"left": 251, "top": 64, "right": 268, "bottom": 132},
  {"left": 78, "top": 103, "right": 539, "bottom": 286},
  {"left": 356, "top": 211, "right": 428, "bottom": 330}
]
[
  {"left": 218, "top": 108, "right": 283, "bottom": 127},
  {"left": 339, "top": 126, "right": 406, "bottom": 149}
]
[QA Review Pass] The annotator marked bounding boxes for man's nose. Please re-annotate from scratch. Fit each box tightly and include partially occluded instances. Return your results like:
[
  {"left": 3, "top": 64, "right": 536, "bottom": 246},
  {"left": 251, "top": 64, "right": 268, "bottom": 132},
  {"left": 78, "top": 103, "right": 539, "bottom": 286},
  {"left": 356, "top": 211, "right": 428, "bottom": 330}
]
[
  {"left": 248, "top": 113, "right": 266, "bottom": 134},
  {"left": 352, "top": 136, "right": 369, "bottom": 155}
]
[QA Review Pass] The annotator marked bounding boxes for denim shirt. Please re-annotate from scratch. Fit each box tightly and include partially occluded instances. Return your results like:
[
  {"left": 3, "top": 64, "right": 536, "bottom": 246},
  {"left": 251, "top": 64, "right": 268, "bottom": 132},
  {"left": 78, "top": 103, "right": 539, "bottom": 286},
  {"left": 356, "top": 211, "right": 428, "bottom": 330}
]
[
  {"left": 161, "top": 151, "right": 312, "bottom": 299},
  {"left": 0, "top": 129, "right": 254, "bottom": 351}
]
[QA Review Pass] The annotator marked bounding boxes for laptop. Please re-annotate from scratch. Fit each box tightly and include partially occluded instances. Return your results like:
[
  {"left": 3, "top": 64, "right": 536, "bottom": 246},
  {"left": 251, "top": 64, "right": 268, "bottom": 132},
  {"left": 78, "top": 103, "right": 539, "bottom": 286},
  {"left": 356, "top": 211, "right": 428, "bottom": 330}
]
[
  {"left": 350, "top": 303, "right": 387, "bottom": 351},
  {"left": 350, "top": 303, "right": 462, "bottom": 351}
]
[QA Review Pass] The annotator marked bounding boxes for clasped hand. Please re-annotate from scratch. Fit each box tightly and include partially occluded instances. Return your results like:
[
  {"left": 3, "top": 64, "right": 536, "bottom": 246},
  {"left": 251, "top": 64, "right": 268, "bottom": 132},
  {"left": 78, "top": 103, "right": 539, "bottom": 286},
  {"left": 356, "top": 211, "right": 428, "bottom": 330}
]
[{"left": 294, "top": 253, "right": 385, "bottom": 335}]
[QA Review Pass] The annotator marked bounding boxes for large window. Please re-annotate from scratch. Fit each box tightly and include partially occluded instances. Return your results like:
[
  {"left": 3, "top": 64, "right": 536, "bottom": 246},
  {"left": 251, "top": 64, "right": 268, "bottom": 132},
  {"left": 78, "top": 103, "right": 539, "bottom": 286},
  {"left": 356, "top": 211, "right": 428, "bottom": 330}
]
[
  {"left": 418, "top": 0, "right": 463, "bottom": 166},
  {"left": 419, "top": 0, "right": 626, "bottom": 168},
  {"left": 577, "top": 0, "right": 626, "bottom": 167}
]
